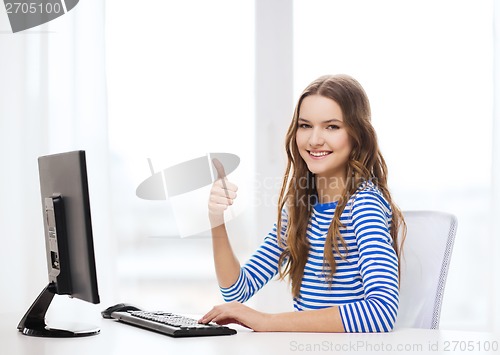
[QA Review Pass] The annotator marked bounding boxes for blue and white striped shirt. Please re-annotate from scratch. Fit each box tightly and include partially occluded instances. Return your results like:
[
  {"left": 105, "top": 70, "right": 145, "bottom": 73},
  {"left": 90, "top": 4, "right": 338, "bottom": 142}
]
[{"left": 220, "top": 182, "right": 399, "bottom": 332}]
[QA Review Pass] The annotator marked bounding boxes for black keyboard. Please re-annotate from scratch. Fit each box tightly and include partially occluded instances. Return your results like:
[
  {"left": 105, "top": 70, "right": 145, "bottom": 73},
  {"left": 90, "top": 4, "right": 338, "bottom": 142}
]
[{"left": 110, "top": 310, "right": 237, "bottom": 337}]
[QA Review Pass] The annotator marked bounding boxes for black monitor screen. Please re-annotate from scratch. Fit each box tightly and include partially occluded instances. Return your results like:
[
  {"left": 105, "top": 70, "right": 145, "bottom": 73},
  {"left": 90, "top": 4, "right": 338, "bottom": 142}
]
[{"left": 18, "top": 150, "right": 100, "bottom": 337}]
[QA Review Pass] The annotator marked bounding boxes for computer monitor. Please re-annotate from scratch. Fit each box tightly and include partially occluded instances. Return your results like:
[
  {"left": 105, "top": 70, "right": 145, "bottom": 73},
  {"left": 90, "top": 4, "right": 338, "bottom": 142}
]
[{"left": 18, "top": 150, "right": 101, "bottom": 337}]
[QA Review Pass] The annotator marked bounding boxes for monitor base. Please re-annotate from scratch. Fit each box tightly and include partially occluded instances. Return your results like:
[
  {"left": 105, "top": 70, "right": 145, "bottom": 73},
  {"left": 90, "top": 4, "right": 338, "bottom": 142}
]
[
  {"left": 19, "top": 325, "right": 100, "bottom": 338},
  {"left": 18, "top": 283, "right": 100, "bottom": 338}
]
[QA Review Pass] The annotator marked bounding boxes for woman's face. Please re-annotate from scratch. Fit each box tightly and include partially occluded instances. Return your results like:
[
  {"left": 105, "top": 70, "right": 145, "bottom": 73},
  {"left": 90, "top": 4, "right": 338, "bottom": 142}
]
[{"left": 295, "top": 94, "right": 352, "bottom": 180}]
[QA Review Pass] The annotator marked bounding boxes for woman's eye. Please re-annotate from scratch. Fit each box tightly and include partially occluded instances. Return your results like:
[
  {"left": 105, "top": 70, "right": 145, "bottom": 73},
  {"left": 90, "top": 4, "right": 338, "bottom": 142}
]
[
  {"left": 327, "top": 125, "right": 340, "bottom": 130},
  {"left": 298, "top": 123, "right": 311, "bottom": 129}
]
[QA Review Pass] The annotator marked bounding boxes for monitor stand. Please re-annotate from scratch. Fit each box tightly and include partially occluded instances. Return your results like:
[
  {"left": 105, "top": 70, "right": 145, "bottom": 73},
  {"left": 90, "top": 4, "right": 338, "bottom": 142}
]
[{"left": 18, "top": 283, "right": 100, "bottom": 337}]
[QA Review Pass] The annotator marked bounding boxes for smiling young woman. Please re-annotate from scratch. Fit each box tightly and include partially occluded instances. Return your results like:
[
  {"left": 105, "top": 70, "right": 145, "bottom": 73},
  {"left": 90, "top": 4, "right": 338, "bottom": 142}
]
[{"left": 203, "top": 74, "right": 406, "bottom": 333}]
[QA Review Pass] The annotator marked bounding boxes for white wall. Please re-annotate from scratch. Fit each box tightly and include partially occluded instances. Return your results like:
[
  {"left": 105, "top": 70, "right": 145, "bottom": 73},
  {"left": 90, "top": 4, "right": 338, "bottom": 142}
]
[
  {"left": 492, "top": 0, "right": 500, "bottom": 333},
  {"left": 0, "top": 1, "right": 113, "bottom": 323}
]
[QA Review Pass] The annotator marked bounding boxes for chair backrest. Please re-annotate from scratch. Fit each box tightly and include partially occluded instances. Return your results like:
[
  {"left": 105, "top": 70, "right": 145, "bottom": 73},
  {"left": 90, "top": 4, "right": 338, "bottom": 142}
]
[{"left": 394, "top": 210, "right": 458, "bottom": 329}]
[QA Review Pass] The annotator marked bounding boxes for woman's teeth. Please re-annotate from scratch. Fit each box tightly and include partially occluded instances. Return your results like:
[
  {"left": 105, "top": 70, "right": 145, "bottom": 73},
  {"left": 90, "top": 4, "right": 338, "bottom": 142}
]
[{"left": 309, "top": 151, "right": 331, "bottom": 157}]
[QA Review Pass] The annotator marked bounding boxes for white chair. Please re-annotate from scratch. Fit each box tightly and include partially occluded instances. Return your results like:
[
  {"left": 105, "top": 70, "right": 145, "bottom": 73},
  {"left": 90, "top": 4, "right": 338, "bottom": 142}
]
[{"left": 394, "top": 210, "right": 458, "bottom": 329}]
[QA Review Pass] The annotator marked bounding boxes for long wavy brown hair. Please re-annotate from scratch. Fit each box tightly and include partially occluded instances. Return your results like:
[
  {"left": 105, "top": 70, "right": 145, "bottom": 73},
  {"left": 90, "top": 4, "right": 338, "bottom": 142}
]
[{"left": 276, "top": 74, "right": 406, "bottom": 298}]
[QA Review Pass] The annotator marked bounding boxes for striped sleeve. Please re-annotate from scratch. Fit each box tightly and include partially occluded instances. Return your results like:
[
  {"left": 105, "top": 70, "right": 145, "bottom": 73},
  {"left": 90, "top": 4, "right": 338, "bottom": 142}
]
[
  {"left": 220, "top": 210, "right": 287, "bottom": 302},
  {"left": 338, "top": 191, "right": 399, "bottom": 332}
]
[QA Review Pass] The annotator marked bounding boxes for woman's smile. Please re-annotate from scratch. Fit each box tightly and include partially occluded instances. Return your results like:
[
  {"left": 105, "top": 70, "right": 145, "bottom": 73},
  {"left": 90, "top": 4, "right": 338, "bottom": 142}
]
[{"left": 308, "top": 150, "right": 332, "bottom": 159}]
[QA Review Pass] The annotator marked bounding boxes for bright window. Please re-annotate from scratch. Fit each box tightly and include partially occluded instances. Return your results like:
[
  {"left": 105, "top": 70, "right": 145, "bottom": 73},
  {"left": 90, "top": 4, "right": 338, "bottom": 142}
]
[{"left": 105, "top": 0, "right": 255, "bottom": 312}]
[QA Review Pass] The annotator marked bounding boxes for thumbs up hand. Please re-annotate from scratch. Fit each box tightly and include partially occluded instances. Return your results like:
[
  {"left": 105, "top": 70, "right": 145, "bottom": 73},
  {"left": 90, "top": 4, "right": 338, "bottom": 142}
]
[{"left": 208, "top": 159, "right": 238, "bottom": 226}]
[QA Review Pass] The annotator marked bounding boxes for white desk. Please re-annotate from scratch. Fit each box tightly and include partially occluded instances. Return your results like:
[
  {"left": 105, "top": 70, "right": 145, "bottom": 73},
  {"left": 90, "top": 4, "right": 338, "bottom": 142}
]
[{"left": 2, "top": 313, "right": 499, "bottom": 355}]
